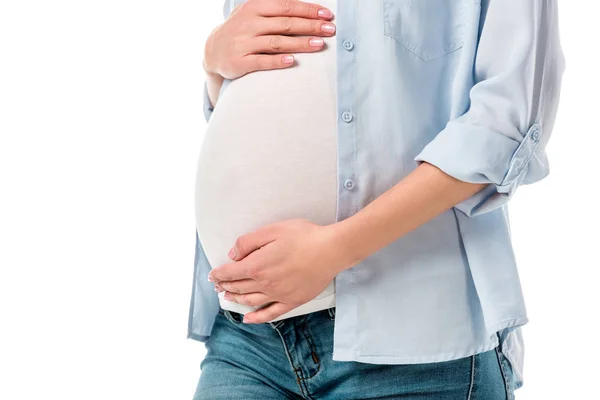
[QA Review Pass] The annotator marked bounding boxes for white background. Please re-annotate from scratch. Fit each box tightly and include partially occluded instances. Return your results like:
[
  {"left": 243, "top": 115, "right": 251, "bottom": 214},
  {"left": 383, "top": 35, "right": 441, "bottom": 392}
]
[{"left": 0, "top": 1, "right": 597, "bottom": 399}]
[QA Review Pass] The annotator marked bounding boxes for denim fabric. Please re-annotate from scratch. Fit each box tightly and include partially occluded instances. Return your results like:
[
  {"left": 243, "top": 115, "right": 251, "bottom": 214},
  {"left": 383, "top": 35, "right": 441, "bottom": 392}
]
[{"left": 193, "top": 307, "right": 514, "bottom": 400}]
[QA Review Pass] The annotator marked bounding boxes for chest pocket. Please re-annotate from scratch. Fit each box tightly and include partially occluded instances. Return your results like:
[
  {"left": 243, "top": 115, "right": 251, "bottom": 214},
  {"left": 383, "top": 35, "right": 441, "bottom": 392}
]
[{"left": 383, "top": 0, "right": 472, "bottom": 61}]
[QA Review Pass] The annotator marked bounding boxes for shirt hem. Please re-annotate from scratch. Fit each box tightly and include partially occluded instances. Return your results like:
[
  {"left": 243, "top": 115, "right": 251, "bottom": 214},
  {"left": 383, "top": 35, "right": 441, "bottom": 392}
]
[
  {"left": 487, "top": 316, "right": 529, "bottom": 337},
  {"left": 332, "top": 337, "right": 499, "bottom": 365},
  {"left": 187, "top": 331, "right": 209, "bottom": 343}
]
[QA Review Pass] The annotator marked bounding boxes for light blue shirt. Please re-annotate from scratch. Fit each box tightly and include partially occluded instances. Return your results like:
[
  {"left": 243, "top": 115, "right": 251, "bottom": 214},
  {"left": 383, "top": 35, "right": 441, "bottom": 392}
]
[{"left": 188, "top": 0, "right": 565, "bottom": 390}]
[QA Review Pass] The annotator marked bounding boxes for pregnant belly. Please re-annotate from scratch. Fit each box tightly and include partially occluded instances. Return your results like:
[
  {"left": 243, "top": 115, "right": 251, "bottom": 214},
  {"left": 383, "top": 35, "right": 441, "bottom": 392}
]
[{"left": 194, "top": 45, "right": 338, "bottom": 319}]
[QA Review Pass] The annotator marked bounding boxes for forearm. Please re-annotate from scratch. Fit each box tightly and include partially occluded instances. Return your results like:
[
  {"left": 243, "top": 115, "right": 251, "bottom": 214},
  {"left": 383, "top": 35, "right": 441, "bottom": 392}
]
[{"left": 329, "top": 162, "right": 488, "bottom": 271}]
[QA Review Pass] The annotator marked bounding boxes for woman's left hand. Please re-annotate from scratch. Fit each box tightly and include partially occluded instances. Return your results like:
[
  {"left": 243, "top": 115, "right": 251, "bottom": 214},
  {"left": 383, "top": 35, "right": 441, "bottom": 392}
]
[{"left": 207, "top": 218, "right": 352, "bottom": 324}]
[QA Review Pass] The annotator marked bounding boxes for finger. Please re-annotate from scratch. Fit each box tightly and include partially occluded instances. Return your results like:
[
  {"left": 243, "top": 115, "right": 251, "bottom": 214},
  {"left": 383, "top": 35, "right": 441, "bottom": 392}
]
[
  {"left": 229, "top": 226, "right": 279, "bottom": 261},
  {"left": 209, "top": 260, "right": 254, "bottom": 282},
  {"left": 224, "top": 291, "right": 271, "bottom": 307},
  {"left": 220, "top": 278, "right": 262, "bottom": 295},
  {"left": 256, "top": 16, "right": 336, "bottom": 37},
  {"left": 243, "top": 301, "right": 295, "bottom": 324},
  {"left": 248, "top": 34, "right": 326, "bottom": 54},
  {"left": 253, "top": 0, "right": 333, "bottom": 20},
  {"left": 239, "top": 53, "right": 295, "bottom": 74}
]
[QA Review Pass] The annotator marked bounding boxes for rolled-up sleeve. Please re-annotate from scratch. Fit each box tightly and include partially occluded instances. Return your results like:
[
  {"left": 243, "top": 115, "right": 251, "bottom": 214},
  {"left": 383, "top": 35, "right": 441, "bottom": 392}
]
[{"left": 414, "top": 0, "right": 566, "bottom": 217}]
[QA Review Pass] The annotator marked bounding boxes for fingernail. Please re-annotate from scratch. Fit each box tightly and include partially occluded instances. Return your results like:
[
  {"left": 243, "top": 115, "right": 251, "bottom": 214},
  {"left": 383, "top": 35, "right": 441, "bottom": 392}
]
[
  {"left": 318, "top": 8, "right": 332, "bottom": 19},
  {"left": 282, "top": 55, "right": 294, "bottom": 64},
  {"left": 309, "top": 38, "right": 324, "bottom": 47},
  {"left": 321, "top": 23, "right": 335, "bottom": 33},
  {"left": 207, "top": 274, "right": 214, "bottom": 282},
  {"left": 243, "top": 316, "right": 252, "bottom": 324},
  {"left": 223, "top": 292, "right": 232, "bottom": 300},
  {"left": 228, "top": 247, "right": 236, "bottom": 260}
]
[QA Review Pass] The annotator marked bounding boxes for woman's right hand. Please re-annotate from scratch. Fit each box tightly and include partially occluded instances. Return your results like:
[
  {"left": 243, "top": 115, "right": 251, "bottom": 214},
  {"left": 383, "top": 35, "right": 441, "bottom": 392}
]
[{"left": 203, "top": 0, "right": 336, "bottom": 80}]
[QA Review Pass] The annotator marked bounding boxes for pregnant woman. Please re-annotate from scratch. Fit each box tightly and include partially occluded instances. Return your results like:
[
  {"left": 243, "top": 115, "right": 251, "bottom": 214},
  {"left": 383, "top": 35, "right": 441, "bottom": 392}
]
[{"left": 190, "top": 0, "right": 565, "bottom": 399}]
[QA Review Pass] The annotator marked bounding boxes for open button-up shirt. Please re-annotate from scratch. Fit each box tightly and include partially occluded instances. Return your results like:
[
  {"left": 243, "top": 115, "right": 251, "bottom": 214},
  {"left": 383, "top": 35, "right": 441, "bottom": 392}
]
[{"left": 188, "top": 0, "right": 565, "bottom": 390}]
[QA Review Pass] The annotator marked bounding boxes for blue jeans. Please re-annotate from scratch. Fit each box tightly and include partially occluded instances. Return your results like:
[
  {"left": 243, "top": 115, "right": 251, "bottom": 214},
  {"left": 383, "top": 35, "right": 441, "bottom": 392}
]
[{"left": 193, "top": 307, "right": 515, "bottom": 400}]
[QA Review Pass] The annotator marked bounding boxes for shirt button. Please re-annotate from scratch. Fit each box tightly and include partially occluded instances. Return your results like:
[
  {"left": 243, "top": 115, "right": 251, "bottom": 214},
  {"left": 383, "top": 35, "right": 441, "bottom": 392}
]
[
  {"left": 512, "top": 158, "right": 523, "bottom": 171},
  {"left": 341, "top": 111, "right": 353, "bottom": 123},
  {"left": 343, "top": 179, "right": 355, "bottom": 190},
  {"left": 342, "top": 40, "right": 354, "bottom": 51},
  {"left": 532, "top": 130, "right": 540, "bottom": 142}
]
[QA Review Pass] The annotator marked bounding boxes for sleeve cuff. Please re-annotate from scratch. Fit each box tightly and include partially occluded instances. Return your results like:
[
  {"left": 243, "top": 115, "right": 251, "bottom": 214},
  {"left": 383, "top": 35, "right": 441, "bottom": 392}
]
[{"left": 414, "top": 123, "right": 542, "bottom": 217}]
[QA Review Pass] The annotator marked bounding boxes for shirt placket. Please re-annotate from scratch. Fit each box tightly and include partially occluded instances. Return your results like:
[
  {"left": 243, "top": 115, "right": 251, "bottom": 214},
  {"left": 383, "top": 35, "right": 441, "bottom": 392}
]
[{"left": 331, "top": 0, "right": 360, "bottom": 361}]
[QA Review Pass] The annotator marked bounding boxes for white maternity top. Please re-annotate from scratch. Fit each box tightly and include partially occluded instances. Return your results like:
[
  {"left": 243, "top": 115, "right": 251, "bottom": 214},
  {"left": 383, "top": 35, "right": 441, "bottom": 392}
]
[{"left": 194, "top": 0, "right": 338, "bottom": 322}]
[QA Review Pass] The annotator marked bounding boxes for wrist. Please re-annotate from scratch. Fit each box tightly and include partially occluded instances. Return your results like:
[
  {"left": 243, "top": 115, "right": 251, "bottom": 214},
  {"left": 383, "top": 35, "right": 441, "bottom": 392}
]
[
  {"left": 203, "top": 59, "right": 224, "bottom": 110},
  {"left": 203, "top": 55, "right": 221, "bottom": 79},
  {"left": 204, "top": 67, "right": 224, "bottom": 86},
  {"left": 324, "top": 220, "right": 366, "bottom": 274}
]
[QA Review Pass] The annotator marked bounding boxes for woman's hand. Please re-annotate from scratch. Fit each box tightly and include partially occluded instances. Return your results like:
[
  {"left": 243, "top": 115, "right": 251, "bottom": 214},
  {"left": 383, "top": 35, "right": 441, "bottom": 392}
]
[
  {"left": 203, "top": 0, "right": 336, "bottom": 80},
  {"left": 207, "top": 219, "right": 357, "bottom": 324}
]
